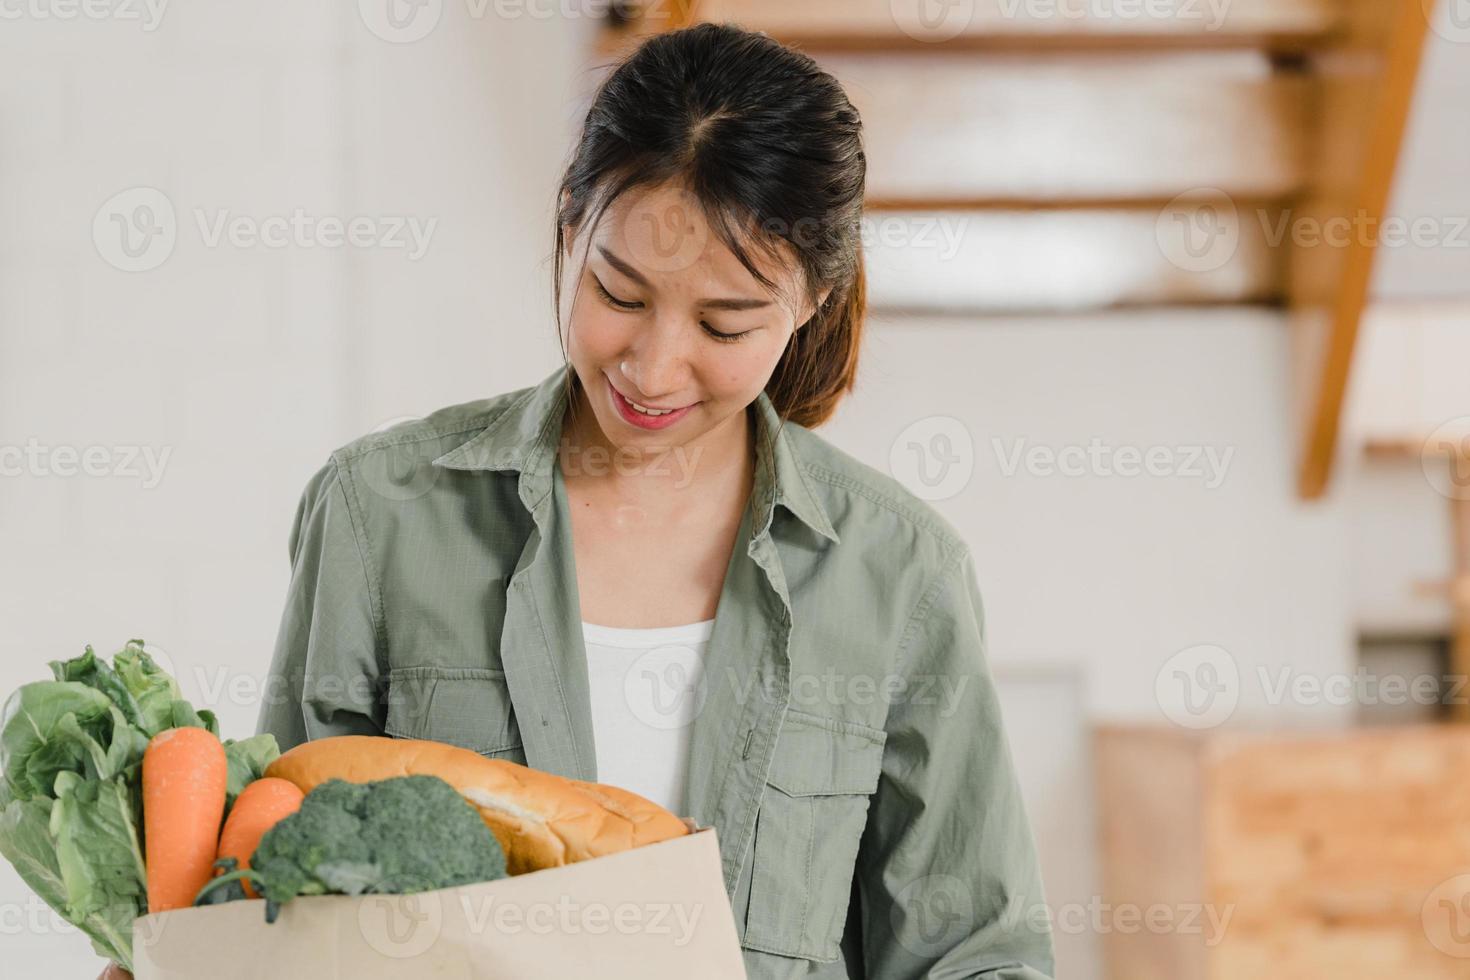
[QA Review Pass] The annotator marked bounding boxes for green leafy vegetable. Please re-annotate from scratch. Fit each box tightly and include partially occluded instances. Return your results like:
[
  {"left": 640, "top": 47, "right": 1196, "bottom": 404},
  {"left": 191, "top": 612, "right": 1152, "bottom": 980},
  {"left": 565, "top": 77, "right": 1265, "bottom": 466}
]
[
  {"left": 49, "top": 649, "right": 146, "bottom": 732},
  {"left": 0, "top": 640, "right": 276, "bottom": 971},
  {"left": 2, "top": 682, "right": 115, "bottom": 800},
  {"left": 194, "top": 775, "right": 507, "bottom": 923},
  {"left": 223, "top": 734, "right": 283, "bottom": 813},
  {"left": 0, "top": 786, "right": 68, "bottom": 916},
  {"left": 103, "top": 640, "right": 182, "bottom": 737},
  {"left": 50, "top": 771, "right": 146, "bottom": 964}
]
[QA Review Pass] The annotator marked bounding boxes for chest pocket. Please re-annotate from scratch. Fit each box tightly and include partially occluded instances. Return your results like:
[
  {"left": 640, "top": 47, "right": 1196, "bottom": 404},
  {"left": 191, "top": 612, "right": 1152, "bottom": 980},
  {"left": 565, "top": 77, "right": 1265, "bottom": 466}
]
[
  {"left": 383, "top": 666, "right": 524, "bottom": 758},
  {"left": 742, "top": 708, "right": 887, "bottom": 963}
]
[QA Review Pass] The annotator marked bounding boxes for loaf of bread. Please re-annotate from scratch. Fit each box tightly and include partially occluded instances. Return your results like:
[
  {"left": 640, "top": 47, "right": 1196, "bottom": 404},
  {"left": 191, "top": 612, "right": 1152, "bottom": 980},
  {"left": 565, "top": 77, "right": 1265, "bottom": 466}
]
[{"left": 264, "top": 735, "right": 689, "bottom": 876}]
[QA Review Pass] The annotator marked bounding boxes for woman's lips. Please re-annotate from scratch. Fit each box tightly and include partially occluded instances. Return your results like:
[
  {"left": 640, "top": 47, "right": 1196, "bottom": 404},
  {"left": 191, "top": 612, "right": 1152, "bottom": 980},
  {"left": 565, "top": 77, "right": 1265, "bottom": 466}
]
[{"left": 607, "top": 375, "right": 697, "bottom": 430}]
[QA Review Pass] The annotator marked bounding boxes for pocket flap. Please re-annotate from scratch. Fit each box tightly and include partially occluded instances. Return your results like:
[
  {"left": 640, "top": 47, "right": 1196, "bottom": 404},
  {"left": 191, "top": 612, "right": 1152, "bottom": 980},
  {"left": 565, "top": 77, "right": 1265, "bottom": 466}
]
[
  {"left": 384, "top": 666, "right": 522, "bottom": 755},
  {"left": 765, "top": 709, "right": 887, "bottom": 797}
]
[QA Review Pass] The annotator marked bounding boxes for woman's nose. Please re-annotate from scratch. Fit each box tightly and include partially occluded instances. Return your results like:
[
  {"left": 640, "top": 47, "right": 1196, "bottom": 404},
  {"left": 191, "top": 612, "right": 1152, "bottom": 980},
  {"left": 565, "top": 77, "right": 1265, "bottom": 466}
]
[
  {"left": 621, "top": 359, "right": 687, "bottom": 402},
  {"left": 622, "top": 330, "right": 693, "bottom": 399}
]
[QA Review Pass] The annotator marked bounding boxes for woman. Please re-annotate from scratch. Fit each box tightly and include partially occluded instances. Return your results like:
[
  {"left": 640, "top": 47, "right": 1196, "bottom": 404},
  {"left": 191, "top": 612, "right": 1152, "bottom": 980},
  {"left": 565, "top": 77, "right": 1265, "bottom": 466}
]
[{"left": 253, "top": 22, "right": 1054, "bottom": 980}]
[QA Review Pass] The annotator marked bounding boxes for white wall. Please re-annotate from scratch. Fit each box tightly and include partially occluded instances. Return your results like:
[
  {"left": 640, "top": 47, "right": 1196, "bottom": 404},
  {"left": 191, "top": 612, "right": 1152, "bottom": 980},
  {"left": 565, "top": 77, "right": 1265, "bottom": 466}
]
[{"left": 0, "top": 5, "right": 593, "bottom": 973}]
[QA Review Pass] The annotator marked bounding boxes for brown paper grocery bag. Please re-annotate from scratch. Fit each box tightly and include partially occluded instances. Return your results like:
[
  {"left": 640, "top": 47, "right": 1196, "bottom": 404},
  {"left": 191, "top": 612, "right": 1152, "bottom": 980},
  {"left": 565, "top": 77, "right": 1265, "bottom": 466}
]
[{"left": 132, "top": 825, "right": 746, "bottom": 979}]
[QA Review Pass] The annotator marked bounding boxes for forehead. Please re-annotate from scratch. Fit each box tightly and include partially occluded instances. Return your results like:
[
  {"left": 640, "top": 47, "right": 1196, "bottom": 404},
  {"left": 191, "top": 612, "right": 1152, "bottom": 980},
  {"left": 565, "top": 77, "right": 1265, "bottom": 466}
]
[{"left": 590, "top": 181, "right": 804, "bottom": 300}]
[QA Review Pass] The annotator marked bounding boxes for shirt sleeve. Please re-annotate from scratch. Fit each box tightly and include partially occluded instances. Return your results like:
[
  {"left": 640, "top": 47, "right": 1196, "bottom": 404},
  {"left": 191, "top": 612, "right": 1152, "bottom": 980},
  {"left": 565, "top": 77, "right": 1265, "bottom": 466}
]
[
  {"left": 856, "top": 544, "right": 1056, "bottom": 980},
  {"left": 256, "top": 456, "right": 387, "bottom": 751}
]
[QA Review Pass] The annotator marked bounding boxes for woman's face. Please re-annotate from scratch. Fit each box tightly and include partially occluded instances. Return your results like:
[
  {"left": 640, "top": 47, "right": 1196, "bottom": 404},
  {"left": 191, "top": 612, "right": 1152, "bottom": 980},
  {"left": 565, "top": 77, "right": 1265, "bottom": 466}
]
[{"left": 561, "top": 181, "right": 825, "bottom": 461}]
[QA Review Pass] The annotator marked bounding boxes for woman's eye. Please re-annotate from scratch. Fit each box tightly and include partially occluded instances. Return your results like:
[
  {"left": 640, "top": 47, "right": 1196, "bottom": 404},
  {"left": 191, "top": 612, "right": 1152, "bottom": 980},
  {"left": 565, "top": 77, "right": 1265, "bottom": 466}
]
[
  {"left": 592, "top": 275, "right": 642, "bottom": 311},
  {"left": 592, "top": 273, "right": 749, "bottom": 343},
  {"left": 702, "top": 322, "right": 749, "bottom": 344}
]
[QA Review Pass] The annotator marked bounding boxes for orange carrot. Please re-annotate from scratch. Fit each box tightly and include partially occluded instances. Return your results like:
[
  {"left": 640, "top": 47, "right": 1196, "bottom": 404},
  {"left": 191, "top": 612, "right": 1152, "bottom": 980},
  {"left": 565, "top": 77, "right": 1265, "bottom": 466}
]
[
  {"left": 215, "top": 777, "right": 304, "bottom": 898},
  {"left": 143, "top": 726, "right": 228, "bottom": 914}
]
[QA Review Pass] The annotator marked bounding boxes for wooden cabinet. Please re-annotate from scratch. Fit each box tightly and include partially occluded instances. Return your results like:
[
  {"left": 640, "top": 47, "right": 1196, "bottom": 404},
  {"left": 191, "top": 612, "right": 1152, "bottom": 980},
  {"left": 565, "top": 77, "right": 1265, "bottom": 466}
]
[{"left": 1096, "top": 725, "right": 1470, "bottom": 979}]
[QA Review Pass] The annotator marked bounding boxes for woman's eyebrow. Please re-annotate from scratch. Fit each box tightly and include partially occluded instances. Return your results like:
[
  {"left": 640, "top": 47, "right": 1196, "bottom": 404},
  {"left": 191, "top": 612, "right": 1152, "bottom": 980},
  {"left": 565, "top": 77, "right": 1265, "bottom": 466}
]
[{"left": 596, "top": 245, "right": 773, "bottom": 311}]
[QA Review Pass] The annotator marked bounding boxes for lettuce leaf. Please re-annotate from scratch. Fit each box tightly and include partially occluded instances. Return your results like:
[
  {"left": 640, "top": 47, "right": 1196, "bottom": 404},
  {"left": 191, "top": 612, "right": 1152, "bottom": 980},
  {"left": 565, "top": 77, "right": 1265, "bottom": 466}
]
[
  {"left": 0, "top": 780, "right": 137, "bottom": 970},
  {"left": 223, "top": 733, "right": 281, "bottom": 812},
  {"left": 0, "top": 786, "right": 68, "bottom": 912},
  {"left": 1, "top": 681, "right": 115, "bottom": 800},
  {"left": 49, "top": 646, "right": 147, "bottom": 732},
  {"left": 110, "top": 641, "right": 183, "bottom": 737},
  {"left": 0, "top": 640, "right": 242, "bottom": 971},
  {"left": 50, "top": 771, "right": 145, "bottom": 970}
]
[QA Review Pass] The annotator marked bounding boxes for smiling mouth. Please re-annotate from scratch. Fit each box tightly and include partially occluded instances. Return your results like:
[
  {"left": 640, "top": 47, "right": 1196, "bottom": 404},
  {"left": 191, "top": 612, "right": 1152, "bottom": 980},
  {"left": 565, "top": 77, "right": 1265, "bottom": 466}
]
[{"left": 606, "top": 376, "right": 698, "bottom": 428}]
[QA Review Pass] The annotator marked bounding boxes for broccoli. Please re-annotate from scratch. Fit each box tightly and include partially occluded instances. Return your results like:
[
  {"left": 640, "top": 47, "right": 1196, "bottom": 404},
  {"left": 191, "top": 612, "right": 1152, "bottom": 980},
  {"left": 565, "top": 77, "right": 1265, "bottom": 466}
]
[{"left": 195, "top": 774, "right": 506, "bottom": 921}]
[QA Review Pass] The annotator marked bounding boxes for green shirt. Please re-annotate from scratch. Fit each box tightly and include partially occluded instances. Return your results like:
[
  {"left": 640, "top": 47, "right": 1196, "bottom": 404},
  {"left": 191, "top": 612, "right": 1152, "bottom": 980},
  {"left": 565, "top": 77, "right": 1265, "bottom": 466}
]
[{"left": 257, "top": 362, "right": 1055, "bottom": 979}]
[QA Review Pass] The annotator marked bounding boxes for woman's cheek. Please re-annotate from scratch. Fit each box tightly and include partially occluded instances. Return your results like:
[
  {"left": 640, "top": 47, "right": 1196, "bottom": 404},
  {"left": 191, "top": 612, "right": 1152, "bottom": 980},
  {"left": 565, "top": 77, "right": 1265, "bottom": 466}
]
[{"left": 571, "top": 305, "right": 630, "bottom": 361}]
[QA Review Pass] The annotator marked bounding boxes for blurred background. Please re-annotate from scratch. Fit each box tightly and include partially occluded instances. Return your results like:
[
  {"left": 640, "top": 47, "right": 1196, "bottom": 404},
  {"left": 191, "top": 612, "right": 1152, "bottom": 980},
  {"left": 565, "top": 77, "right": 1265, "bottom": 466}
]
[{"left": 2, "top": 1, "right": 1467, "bottom": 976}]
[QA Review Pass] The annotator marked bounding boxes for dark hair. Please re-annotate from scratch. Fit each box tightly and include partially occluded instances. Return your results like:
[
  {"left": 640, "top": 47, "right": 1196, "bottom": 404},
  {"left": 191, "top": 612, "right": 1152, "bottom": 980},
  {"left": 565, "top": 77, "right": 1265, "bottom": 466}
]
[{"left": 553, "top": 22, "right": 867, "bottom": 429}]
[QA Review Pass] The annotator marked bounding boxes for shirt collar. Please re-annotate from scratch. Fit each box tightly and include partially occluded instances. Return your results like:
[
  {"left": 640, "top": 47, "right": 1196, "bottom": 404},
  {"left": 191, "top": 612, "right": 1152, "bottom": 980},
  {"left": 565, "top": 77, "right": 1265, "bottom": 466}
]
[{"left": 431, "top": 362, "right": 839, "bottom": 545}]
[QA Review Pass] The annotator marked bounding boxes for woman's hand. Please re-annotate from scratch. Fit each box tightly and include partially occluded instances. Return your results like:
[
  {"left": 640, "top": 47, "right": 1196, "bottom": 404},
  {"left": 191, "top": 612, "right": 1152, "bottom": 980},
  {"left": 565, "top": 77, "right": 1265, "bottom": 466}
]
[{"left": 97, "top": 964, "right": 133, "bottom": 980}]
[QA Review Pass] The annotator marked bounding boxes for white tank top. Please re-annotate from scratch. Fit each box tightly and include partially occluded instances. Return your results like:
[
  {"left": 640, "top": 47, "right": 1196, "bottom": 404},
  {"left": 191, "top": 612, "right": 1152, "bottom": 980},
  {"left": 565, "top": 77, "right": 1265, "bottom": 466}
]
[{"left": 580, "top": 617, "right": 715, "bottom": 817}]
